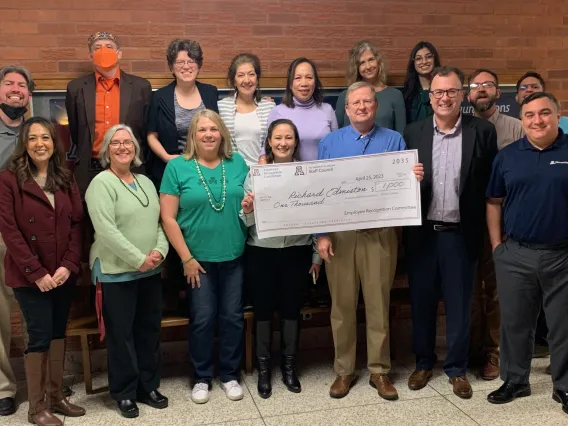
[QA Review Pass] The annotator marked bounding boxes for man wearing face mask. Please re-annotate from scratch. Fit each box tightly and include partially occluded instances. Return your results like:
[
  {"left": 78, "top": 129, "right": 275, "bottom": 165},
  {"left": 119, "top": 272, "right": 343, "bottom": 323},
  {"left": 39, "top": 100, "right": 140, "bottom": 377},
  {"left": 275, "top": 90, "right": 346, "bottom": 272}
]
[
  {"left": 0, "top": 65, "right": 33, "bottom": 417},
  {"left": 65, "top": 32, "right": 152, "bottom": 197},
  {"left": 466, "top": 69, "right": 525, "bottom": 380}
]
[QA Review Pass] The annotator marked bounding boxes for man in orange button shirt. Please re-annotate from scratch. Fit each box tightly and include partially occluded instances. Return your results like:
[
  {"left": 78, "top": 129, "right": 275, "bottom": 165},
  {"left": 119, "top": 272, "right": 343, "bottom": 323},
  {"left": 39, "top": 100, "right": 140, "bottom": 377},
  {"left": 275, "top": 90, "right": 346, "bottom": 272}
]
[{"left": 66, "top": 32, "right": 152, "bottom": 197}]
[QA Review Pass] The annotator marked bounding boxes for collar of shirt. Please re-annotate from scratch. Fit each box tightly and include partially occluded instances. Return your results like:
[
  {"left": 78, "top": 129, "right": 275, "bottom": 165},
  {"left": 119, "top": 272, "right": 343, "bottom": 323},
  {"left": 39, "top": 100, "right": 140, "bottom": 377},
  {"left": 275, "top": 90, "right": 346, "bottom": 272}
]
[
  {"left": 433, "top": 114, "right": 462, "bottom": 136},
  {"left": 96, "top": 68, "right": 120, "bottom": 86},
  {"left": 347, "top": 124, "right": 378, "bottom": 141},
  {"left": 486, "top": 108, "right": 501, "bottom": 126},
  {"left": 0, "top": 118, "right": 18, "bottom": 135},
  {"left": 518, "top": 128, "right": 567, "bottom": 151}
]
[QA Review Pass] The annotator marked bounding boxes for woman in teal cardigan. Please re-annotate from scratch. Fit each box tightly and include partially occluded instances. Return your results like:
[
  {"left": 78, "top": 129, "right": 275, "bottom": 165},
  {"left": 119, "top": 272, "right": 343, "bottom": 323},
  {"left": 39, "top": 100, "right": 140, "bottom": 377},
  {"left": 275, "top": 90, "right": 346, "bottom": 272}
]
[{"left": 85, "top": 124, "right": 169, "bottom": 419}]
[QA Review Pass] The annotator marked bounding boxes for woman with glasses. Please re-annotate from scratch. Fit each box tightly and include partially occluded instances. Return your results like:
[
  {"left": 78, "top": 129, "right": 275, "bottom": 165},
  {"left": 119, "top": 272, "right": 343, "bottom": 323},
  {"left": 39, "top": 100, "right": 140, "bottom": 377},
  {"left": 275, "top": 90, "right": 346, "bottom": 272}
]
[
  {"left": 146, "top": 39, "right": 219, "bottom": 316},
  {"left": 147, "top": 39, "right": 219, "bottom": 188},
  {"left": 402, "top": 41, "right": 441, "bottom": 124},
  {"left": 86, "top": 125, "right": 169, "bottom": 419},
  {"left": 335, "top": 40, "right": 406, "bottom": 133}
]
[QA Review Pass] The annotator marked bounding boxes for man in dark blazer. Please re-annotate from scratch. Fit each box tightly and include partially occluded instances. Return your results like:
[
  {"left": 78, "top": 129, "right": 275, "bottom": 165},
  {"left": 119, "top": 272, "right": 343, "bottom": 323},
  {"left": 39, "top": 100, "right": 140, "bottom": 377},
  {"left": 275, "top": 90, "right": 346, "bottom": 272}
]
[
  {"left": 402, "top": 66, "right": 497, "bottom": 399},
  {"left": 65, "top": 31, "right": 152, "bottom": 197}
]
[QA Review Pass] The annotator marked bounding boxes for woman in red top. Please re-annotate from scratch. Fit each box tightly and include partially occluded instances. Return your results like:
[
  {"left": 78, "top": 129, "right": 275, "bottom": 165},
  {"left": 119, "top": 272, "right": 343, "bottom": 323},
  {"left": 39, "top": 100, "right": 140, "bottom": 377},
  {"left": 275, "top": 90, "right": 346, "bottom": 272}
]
[{"left": 0, "top": 117, "right": 85, "bottom": 426}]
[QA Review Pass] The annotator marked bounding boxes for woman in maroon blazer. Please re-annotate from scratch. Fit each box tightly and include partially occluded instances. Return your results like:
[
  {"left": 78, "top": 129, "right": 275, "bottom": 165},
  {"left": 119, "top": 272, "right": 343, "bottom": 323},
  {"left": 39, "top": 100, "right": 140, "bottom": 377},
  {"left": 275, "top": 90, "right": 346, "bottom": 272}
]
[{"left": 0, "top": 117, "right": 86, "bottom": 426}]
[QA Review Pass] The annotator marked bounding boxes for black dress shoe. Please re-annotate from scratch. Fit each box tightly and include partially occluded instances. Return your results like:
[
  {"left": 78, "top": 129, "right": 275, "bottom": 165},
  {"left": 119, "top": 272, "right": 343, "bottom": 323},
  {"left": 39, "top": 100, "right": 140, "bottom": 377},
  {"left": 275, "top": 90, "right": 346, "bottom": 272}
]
[
  {"left": 117, "top": 400, "right": 139, "bottom": 418},
  {"left": 0, "top": 397, "right": 15, "bottom": 416},
  {"left": 137, "top": 390, "right": 168, "bottom": 409},
  {"left": 552, "top": 388, "right": 568, "bottom": 414},
  {"left": 487, "top": 381, "right": 531, "bottom": 404}
]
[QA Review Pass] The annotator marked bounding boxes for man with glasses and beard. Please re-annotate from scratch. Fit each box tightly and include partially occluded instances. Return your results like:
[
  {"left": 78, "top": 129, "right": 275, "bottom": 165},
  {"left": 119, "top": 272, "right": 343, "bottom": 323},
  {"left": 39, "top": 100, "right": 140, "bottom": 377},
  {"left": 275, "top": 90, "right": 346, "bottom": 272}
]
[
  {"left": 465, "top": 69, "right": 525, "bottom": 381},
  {"left": 403, "top": 66, "right": 497, "bottom": 399}
]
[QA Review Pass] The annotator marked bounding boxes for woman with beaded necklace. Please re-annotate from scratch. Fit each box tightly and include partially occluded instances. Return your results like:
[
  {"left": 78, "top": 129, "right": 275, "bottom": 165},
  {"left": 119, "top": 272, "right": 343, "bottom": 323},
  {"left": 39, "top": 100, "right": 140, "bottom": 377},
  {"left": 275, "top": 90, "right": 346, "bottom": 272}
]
[
  {"left": 85, "top": 124, "right": 169, "bottom": 419},
  {"left": 160, "top": 109, "right": 249, "bottom": 404}
]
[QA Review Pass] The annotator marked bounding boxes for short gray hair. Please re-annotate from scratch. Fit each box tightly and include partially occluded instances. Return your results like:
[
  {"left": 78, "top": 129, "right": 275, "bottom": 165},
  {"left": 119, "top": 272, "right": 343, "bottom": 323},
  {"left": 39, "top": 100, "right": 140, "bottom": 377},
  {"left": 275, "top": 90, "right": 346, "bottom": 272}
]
[
  {"left": 98, "top": 124, "right": 143, "bottom": 169},
  {"left": 345, "top": 81, "right": 377, "bottom": 105},
  {"left": 0, "top": 65, "right": 35, "bottom": 92}
]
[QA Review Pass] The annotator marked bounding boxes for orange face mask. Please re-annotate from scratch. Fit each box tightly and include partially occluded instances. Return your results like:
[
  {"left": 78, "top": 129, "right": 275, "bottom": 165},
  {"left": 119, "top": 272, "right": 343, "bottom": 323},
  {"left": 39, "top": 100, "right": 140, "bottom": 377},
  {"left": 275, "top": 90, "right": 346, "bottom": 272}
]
[{"left": 92, "top": 46, "right": 118, "bottom": 71}]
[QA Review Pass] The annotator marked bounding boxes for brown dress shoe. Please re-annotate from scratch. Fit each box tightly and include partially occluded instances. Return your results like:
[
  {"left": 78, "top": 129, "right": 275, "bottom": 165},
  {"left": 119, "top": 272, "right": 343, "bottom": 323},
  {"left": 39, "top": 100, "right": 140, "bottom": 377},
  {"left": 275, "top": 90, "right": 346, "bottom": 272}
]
[
  {"left": 481, "top": 354, "right": 500, "bottom": 381},
  {"left": 408, "top": 370, "right": 433, "bottom": 390},
  {"left": 449, "top": 376, "right": 473, "bottom": 399},
  {"left": 329, "top": 374, "right": 356, "bottom": 399},
  {"left": 369, "top": 374, "right": 398, "bottom": 401}
]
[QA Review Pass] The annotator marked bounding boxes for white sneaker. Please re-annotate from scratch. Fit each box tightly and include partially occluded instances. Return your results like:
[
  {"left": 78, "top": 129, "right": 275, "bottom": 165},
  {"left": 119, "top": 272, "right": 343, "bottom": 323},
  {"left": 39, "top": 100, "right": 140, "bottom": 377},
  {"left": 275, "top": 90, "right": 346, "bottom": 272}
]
[
  {"left": 222, "top": 380, "right": 244, "bottom": 401},
  {"left": 191, "top": 382, "right": 210, "bottom": 404}
]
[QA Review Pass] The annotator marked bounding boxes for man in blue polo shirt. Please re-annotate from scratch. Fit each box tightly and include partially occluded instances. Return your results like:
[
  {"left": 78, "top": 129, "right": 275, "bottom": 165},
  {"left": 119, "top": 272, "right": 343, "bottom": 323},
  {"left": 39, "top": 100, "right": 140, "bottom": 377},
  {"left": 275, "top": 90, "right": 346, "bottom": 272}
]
[
  {"left": 317, "top": 81, "right": 423, "bottom": 401},
  {"left": 486, "top": 92, "right": 568, "bottom": 414}
]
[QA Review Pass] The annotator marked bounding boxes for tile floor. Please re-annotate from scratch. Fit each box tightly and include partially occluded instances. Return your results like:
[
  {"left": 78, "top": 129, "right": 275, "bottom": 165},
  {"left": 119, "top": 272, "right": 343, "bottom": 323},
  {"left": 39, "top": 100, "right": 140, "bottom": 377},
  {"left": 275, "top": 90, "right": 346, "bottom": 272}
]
[{"left": 3, "top": 325, "right": 564, "bottom": 425}]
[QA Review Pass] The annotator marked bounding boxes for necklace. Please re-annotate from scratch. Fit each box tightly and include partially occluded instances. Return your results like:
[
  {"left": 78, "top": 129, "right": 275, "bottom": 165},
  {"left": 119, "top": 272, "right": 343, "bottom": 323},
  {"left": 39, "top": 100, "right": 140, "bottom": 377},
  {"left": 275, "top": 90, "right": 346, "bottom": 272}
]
[
  {"left": 109, "top": 169, "right": 150, "bottom": 208},
  {"left": 194, "top": 158, "right": 226, "bottom": 212}
]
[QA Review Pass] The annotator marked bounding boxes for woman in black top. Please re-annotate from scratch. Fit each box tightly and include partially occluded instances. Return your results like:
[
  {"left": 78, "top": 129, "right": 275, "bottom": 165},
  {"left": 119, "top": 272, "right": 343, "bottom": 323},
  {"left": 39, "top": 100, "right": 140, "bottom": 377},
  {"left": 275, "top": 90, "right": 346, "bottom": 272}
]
[
  {"left": 147, "top": 39, "right": 219, "bottom": 187},
  {"left": 402, "top": 41, "right": 441, "bottom": 124}
]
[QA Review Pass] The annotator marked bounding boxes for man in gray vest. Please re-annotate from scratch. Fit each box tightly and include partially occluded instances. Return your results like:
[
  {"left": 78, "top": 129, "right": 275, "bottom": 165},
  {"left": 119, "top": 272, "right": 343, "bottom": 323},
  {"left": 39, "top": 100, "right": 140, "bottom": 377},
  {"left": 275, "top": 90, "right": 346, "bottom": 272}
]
[{"left": 0, "top": 65, "right": 33, "bottom": 417}]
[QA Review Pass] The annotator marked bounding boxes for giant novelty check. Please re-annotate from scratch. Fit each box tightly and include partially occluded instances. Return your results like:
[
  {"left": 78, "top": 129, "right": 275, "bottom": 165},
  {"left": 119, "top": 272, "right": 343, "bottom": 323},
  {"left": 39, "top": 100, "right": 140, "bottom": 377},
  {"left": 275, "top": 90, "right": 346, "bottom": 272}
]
[{"left": 250, "top": 150, "right": 422, "bottom": 239}]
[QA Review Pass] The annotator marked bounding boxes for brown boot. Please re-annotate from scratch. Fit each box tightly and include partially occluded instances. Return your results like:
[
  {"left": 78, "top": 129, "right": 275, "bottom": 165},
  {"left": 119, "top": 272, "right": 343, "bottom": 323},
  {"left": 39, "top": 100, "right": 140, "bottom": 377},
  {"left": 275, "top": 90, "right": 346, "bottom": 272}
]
[
  {"left": 369, "top": 374, "right": 398, "bottom": 401},
  {"left": 481, "top": 354, "right": 499, "bottom": 381},
  {"left": 25, "top": 352, "right": 62, "bottom": 426},
  {"left": 46, "top": 339, "right": 85, "bottom": 417},
  {"left": 329, "top": 374, "right": 357, "bottom": 399}
]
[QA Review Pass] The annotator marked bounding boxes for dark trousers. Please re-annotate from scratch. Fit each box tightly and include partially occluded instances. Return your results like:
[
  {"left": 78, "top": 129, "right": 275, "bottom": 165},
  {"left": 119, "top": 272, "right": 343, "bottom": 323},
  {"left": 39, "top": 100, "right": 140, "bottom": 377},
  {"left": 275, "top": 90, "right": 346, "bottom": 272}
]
[
  {"left": 14, "top": 281, "right": 75, "bottom": 353},
  {"left": 188, "top": 257, "right": 244, "bottom": 383},
  {"left": 407, "top": 230, "right": 477, "bottom": 377},
  {"left": 494, "top": 239, "right": 568, "bottom": 390},
  {"left": 101, "top": 274, "right": 163, "bottom": 401},
  {"left": 247, "top": 245, "right": 311, "bottom": 321}
]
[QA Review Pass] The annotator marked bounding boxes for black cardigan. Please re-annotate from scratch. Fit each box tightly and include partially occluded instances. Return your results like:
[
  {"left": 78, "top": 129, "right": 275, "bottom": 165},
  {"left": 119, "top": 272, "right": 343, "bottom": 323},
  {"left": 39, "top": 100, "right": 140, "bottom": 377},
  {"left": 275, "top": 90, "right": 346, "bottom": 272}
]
[{"left": 146, "top": 80, "right": 219, "bottom": 185}]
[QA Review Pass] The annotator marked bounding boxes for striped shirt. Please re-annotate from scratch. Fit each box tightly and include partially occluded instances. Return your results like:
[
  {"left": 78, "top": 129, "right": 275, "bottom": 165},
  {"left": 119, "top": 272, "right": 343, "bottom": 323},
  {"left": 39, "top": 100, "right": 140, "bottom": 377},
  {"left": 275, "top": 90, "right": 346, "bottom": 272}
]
[{"left": 218, "top": 95, "right": 275, "bottom": 166}]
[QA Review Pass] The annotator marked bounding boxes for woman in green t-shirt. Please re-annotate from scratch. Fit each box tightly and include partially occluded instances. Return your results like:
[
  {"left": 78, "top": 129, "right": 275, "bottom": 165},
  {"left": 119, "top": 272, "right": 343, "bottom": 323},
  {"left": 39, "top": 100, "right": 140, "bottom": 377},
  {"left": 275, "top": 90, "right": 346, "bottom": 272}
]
[{"left": 160, "top": 109, "right": 249, "bottom": 405}]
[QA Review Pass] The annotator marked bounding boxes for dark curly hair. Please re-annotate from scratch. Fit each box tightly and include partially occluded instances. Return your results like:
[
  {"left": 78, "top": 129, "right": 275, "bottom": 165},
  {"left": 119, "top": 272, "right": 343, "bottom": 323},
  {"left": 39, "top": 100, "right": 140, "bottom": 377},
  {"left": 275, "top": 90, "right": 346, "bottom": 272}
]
[
  {"left": 8, "top": 116, "right": 73, "bottom": 192},
  {"left": 264, "top": 119, "right": 300, "bottom": 164},
  {"left": 166, "top": 38, "right": 203, "bottom": 76}
]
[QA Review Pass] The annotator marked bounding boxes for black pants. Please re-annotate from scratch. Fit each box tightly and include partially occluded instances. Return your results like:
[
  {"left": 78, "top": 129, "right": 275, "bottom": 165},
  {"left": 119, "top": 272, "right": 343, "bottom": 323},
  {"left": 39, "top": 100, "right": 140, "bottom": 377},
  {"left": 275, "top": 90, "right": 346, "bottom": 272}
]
[
  {"left": 247, "top": 245, "right": 312, "bottom": 321},
  {"left": 407, "top": 229, "right": 477, "bottom": 377},
  {"left": 102, "top": 274, "right": 163, "bottom": 401},
  {"left": 14, "top": 281, "right": 75, "bottom": 353},
  {"left": 494, "top": 239, "right": 568, "bottom": 390}
]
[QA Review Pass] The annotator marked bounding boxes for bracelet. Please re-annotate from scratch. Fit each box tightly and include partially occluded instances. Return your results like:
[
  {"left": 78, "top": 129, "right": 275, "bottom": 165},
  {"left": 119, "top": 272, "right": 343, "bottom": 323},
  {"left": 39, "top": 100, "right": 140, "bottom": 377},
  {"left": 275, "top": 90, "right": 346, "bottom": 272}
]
[{"left": 181, "top": 256, "right": 194, "bottom": 265}]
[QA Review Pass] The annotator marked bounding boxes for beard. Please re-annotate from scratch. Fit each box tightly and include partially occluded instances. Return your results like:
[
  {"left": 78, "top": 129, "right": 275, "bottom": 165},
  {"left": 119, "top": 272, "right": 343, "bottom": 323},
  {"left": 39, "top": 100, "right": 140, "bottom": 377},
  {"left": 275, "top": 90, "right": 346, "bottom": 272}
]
[{"left": 472, "top": 96, "right": 496, "bottom": 113}]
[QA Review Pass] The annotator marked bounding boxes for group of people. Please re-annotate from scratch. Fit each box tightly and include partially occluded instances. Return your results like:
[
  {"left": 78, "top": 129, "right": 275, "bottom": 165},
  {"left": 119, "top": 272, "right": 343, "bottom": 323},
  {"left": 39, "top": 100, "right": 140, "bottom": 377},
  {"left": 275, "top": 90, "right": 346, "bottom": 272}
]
[{"left": 0, "top": 29, "right": 566, "bottom": 425}]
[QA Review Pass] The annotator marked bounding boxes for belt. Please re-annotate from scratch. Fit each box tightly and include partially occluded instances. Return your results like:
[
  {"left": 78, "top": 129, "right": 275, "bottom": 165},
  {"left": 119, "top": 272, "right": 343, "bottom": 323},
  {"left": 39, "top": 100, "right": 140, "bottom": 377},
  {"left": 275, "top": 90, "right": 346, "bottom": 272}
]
[
  {"left": 429, "top": 221, "right": 460, "bottom": 232},
  {"left": 511, "top": 239, "right": 568, "bottom": 251}
]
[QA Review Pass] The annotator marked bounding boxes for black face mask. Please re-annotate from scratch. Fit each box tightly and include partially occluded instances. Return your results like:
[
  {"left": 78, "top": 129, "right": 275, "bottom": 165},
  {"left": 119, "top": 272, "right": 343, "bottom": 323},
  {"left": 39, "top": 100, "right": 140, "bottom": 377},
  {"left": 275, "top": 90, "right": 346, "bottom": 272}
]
[{"left": 0, "top": 103, "right": 27, "bottom": 121}]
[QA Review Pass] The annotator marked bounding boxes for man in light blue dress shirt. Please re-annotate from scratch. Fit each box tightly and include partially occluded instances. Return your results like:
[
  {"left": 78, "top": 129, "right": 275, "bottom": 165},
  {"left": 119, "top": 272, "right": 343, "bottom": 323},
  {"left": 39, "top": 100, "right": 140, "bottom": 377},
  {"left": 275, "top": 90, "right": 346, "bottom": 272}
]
[{"left": 317, "top": 81, "right": 423, "bottom": 401}]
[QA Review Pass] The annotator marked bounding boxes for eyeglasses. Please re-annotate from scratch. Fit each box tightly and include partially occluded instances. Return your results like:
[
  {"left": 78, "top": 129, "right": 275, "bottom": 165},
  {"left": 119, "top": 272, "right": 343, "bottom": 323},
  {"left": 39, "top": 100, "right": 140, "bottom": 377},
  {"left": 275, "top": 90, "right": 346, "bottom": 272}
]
[
  {"left": 430, "top": 89, "right": 463, "bottom": 99},
  {"left": 109, "top": 140, "right": 134, "bottom": 148},
  {"left": 519, "top": 84, "right": 542, "bottom": 91},
  {"left": 469, "top": 81, "right": 497, "bottom": 91},
  {"left": 349, "top": 99, "right": 375, "bottom": 108},
  {"left": 414, "top": 54, "right": 434, "bottom": 63},
  {"left": 174, "top": 59, "right": 197, "bottom": 68}
]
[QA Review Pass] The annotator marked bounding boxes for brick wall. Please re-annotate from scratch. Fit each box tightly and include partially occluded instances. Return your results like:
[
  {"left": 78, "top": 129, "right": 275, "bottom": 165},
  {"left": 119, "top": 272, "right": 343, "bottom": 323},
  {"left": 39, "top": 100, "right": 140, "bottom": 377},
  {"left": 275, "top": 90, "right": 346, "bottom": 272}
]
[{"left": 3, "top": 0, "right": 568, "bottom": 354}]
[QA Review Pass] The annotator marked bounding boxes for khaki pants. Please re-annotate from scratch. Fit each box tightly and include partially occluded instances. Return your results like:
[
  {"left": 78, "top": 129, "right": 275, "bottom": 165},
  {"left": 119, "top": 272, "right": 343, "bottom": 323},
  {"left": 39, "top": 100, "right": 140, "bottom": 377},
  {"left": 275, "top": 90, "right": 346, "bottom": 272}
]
[
  {"left": 470, "top": 233, "right": 500, "bottom": 358},
  {"left": 0, "top": 234, "right": 17, "bottom": 398},
  {"left": 326, "top": 228, "right": 397, "bottom": 376}
]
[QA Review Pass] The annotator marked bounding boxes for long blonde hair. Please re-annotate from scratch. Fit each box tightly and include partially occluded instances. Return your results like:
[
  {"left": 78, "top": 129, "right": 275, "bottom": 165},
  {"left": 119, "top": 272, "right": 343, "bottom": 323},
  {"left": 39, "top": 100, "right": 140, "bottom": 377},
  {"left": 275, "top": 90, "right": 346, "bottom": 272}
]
[
  {"left": 183, "top": 109, "right": 233, "bottom": 160},
  {"left": 346, "top": 40, "right": 387, "bottom": 86}
]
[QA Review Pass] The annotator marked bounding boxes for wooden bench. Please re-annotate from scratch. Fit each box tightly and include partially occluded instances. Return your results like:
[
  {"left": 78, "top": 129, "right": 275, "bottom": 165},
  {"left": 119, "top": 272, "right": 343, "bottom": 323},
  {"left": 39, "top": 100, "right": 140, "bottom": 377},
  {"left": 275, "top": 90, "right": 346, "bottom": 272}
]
[{"left": 66, "top": 313, "right": 254, "bottom": 394}]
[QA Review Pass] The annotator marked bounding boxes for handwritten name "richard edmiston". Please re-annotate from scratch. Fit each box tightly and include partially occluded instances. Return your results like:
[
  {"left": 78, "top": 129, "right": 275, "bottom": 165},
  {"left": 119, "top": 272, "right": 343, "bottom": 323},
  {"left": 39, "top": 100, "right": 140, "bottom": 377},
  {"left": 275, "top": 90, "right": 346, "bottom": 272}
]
[{"left": 273, "top": 186, "right": 368, "bottom": 209}]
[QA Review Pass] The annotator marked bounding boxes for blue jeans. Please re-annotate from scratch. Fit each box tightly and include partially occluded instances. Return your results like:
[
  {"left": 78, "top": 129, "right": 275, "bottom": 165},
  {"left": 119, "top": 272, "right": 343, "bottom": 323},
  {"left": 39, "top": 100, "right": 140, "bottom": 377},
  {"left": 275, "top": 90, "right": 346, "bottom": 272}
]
[{"left": 188, "top": 257, "right": 244, "bottom": 383}]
